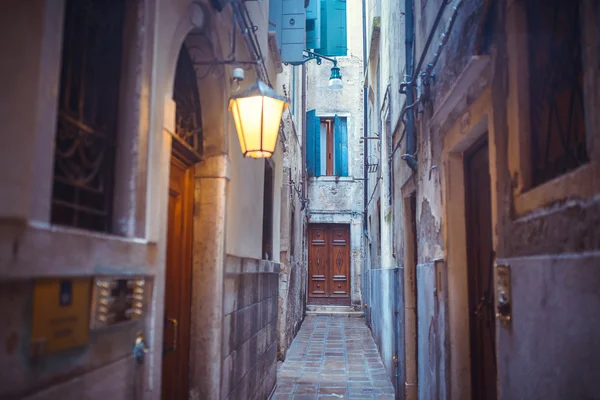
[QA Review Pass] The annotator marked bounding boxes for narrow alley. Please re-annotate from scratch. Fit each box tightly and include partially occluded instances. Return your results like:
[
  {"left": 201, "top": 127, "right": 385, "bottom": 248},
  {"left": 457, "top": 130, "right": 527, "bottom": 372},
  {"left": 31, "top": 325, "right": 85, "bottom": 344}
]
[
  {"left": 2, "top": 0, "right": 600, "bottom": 399},
  {"left": 273, "top": 317, "right": 395, "bottom": 400}
]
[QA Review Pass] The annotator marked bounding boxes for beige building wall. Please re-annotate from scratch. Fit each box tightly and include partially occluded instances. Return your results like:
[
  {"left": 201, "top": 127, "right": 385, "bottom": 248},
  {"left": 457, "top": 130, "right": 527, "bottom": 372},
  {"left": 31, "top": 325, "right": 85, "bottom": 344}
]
[
  {"left": 305, "top": 0, "right": 365, "bottom": 307},
  {"left": 0, "top": 0, "right": 291, "bottom": 398}
]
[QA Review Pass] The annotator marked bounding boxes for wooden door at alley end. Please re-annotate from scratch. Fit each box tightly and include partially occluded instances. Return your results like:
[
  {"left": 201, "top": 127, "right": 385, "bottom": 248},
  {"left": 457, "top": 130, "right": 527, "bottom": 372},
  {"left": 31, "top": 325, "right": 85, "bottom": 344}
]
[
  {"left": 465, "top": 139, "right": 497, "bottom": 400},
  {"left": 308, "top": 224, "right": 351, "bottom": 305},
  {"left": 161, "top": 151, "right": 195, "bottom": 400}
]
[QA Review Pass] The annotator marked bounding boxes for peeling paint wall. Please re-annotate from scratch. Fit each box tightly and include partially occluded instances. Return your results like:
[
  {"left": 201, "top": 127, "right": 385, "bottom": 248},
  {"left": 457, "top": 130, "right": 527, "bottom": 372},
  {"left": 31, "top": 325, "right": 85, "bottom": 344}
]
[{"left": 366, "top": 0, "right": 600, "bottom": 399}]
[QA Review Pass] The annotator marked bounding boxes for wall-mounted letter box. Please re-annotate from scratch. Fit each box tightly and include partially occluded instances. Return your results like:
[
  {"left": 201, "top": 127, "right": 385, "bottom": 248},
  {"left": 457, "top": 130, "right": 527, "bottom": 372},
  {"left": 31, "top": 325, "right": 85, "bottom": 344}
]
[{"left": 90, "top": 277, "right": 146, "bottom": 329}]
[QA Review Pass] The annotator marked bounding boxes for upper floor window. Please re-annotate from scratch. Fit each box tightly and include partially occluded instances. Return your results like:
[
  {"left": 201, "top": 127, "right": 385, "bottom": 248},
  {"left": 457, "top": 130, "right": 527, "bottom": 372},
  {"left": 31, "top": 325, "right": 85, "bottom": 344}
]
[
  {"left": 306, "top": 0, "right": 347, "bottom": 57},
  {"left": 306, "top": 110, "right": 348, "bottom": 177},
  {"left": 51, "top": 0, "right": 126, "bottom": 232},
  {"left": 526, "top": 0, "right": 588, "bottom": 187}
]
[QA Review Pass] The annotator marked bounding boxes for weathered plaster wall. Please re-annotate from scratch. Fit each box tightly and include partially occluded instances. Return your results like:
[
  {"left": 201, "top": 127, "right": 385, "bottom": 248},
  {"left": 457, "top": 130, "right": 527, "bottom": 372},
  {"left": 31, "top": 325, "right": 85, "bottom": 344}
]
[
  {"left": 277, "top": 65, "right": 307, "bottom": 360},
  {"left": 225, "top": 1, "right": 285, "bottom": 261},
  {"left": 305, "top": 12, "right": 365, "bottom": 303},
  {"left": 364, "top": 0, "right": 485, "bottom": 396},
  {"left": 492, "top": 3, "right": 600, "bottom": 399},
  {"left": 370, "top": 0, "right": 600, "bottom": 399},
  {"left": 308, "top": 178, "right": 363, "bottom": 212}
]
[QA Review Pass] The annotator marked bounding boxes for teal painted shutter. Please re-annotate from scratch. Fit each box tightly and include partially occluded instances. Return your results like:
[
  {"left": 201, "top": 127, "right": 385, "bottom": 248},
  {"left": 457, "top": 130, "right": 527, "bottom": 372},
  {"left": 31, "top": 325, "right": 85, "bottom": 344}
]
[
  {"left": 268, "top": 0, "right": 282, "bottom": 47},
  {"left": 306, "top": 110, "right": 321, "bottom": 176},
  {"left": 328, "top": 0, "right": 347, "bottom": 56},
  {"left": 316, "top": 0, "right": 327, "bottom": 54},
  {"left": 306, "top": 0, "right": 321, "bottom": 49},
  {"left": 334, "top": 115, "right": 348, "bottom": 176},
  {"left": 318, "top": 0, "right": 347, "bottom": 56},
  {"left": 314, "top": 112, "right": 321, "bottom": 176},
  {"left": 281, "top": 0, "right": 306, "bottom": 63}
]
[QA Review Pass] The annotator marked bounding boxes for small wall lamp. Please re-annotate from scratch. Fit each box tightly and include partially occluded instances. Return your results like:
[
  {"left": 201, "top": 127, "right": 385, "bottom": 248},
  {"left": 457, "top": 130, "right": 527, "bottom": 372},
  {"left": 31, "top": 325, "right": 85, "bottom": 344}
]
[
  {"left": 229, "top": 79, "right": 289, "bottom": 158},
  {"left": 328, "top": 65, "right": 343, "bottom": 90}
]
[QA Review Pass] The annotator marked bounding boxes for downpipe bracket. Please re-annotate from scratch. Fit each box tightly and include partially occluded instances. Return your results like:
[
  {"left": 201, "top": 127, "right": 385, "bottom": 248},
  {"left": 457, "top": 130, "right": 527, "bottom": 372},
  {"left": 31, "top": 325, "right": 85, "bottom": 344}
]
[{"left": 401, "top": 153, "right": 418, "bottom": 172}]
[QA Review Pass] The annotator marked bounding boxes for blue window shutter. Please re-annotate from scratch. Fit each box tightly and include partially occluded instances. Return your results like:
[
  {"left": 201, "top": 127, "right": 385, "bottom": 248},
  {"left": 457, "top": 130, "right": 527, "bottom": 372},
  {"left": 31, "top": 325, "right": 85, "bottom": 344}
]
[
  {"left": 306, "top": 0, "right": 321, "bottom": 49},
  {"left": 318, "top": 0, "right": 347, "bottom": 56},
  {"left": 316, "top": 0, "right": 327, "bottom": 54},
  {"left": 280, "top": 0, "right": 306, "bottom": 63},
  {"left": 306, "top": 110, "right": 321, "bottom": 176},
  {"left": 314, "top": 112, "right": 321, "bottom": 176},
  {"left": 334, "top": 115, "right": 348, "bottom": 176},
  {"left": 329, "top": 0, "right": 347, "bottom": 56},
  {"left": 269, "top": 0, "right": 282, "bottom": 46}
]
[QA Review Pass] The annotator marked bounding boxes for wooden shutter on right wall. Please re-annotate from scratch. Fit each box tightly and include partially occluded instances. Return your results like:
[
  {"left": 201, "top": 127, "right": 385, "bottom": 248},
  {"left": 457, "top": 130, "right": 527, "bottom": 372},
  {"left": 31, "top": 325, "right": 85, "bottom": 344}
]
[
  {"left": 306, "top": 110, "right": 321, "bottom": 176},
  {"left": 334, "top": 115, "right": 348, "bottom": 176}
]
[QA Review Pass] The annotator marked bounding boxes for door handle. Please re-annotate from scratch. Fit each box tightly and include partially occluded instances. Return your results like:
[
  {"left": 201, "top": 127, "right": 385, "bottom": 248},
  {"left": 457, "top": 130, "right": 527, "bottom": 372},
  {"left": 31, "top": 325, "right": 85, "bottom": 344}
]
[{"left": 163, "top": 317, "right": 178, "bottom": 354}]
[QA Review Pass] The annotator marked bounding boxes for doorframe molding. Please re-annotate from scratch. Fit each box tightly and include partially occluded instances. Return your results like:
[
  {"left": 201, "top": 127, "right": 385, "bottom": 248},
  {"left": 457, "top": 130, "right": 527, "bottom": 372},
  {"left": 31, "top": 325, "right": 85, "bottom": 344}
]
[{"left": 441, "top": 87, "right": 500, "bottom": 400}]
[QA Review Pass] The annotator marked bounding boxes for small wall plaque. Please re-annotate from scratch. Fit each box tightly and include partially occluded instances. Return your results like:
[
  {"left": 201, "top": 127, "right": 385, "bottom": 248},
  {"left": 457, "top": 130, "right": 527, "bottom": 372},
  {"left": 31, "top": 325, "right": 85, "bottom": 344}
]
[{"left": 30, "top": 278, "right": 91, "bottom": 357}]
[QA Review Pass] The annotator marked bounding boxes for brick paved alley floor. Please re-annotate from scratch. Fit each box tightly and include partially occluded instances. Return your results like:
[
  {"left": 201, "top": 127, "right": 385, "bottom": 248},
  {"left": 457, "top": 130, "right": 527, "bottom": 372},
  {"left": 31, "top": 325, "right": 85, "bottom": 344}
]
[{"left": 271, "top": 316, "right": 395, "bottom": 400}]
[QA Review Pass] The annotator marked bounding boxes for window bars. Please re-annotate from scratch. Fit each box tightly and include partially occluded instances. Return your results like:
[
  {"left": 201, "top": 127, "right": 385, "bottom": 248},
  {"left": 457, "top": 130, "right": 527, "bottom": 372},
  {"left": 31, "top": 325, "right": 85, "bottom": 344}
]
[{"left": 526, "top": 0, "right": 588, "bottom": 187}]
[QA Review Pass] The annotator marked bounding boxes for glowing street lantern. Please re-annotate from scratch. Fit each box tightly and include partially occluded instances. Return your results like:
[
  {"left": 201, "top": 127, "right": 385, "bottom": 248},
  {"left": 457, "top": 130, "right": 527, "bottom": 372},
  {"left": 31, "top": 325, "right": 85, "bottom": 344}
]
[{"left": 229, "top": 79, "right": 288, "bottom": 158}]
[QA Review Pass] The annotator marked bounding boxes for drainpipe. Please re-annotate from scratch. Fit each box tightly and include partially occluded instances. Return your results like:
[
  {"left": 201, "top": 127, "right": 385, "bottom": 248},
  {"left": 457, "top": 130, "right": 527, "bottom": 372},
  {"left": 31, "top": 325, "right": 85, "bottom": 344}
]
[
  {"left": 403, "top": 0, "right": 416, "bottom": 171},
  {"left": 301, "top": 63, "right": 307, "bottom": 210},
  {"left": 380, "top": 115, "right": 392, "bottom": 273},
  {"left": 361, "top": 0, "right": 369, "bottom": 322},
  {"left": 399, "top": 0, "right": 451, "bottom": 171}
]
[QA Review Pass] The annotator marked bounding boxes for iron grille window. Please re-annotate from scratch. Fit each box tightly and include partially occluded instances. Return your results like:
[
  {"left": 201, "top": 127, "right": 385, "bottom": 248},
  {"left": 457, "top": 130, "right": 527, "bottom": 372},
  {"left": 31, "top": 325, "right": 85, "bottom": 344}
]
[
  {"left": 51, "top": 0, "right": 126, "bottom": 232},
  {"left": 173, "top": 45, "right": 203, "bottom": 153},
  {"left": 526, "top": 0, "right": 588, "bottom": 187}
]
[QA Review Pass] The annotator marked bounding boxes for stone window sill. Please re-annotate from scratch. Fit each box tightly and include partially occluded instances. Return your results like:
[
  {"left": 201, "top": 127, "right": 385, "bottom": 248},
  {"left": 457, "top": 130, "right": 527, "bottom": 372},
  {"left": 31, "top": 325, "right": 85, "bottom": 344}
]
[
  {"left": 514, "top": 161, "right": 600, "bottom": 217},
  {"left": 0, "top": 220, "right": 155, "bottom": 279},
  {"left": 309, "top": 176, "right": 356, "bottom": 183}
]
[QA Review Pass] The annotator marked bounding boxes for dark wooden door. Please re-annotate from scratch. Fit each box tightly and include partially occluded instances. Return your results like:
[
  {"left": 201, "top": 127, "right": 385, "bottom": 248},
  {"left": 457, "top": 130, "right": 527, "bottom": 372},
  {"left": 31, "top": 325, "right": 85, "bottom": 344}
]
[
  {"left": 465, "top": 139, "right": 497, "bottom": 400},
  {"left": 308, "top": 224, "right": 350, "bottom": 305},
  {"left": 161, "top": 154, "right": 194, "bottom": 400}
]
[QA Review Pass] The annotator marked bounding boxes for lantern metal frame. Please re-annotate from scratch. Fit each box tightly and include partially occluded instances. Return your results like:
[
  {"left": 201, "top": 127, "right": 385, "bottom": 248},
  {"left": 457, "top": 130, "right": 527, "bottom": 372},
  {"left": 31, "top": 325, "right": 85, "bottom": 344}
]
[{"left": 228, "top": 79, "right": 289, "bottom": 158}]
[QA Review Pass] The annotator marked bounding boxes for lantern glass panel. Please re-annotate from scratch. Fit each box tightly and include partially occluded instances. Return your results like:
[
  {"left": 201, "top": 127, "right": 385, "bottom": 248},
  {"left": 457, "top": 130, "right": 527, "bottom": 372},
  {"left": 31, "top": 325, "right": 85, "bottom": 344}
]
[
  {"left": 261, "top": 96, "right": 286, "bottom": 154},
  {"left": 230, "top": 100, "right": 246, "bottom": 154},
  {"left": 236, "top": 96, "right": 263, "bottom": 152}
]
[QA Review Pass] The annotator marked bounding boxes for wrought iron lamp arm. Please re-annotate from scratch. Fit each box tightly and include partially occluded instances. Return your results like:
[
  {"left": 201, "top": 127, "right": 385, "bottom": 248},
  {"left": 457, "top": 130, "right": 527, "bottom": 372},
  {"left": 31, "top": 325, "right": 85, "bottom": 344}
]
[{"left": 286, "top": 50, "right": 338, "bottom": 67}]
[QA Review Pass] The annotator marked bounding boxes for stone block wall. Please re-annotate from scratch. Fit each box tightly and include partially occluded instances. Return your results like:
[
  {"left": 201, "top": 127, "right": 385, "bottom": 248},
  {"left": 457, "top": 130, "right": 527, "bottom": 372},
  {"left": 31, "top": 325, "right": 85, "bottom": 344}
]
[{"left": 221, "top": 256, "right": 280, "bottom": 400}]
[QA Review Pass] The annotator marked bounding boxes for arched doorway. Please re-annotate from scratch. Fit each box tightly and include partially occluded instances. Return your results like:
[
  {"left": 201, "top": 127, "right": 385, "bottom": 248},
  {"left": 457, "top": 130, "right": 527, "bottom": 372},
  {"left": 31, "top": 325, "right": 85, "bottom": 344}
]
[{"left": 161, "top": 42, "right": 202, "bottom": 400}]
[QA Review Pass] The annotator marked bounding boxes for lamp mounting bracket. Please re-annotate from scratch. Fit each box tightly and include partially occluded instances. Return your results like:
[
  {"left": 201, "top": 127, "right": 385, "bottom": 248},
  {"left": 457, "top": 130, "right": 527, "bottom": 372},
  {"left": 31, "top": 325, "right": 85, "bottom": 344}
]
[
  {"left": 284, "top": 50, "right": 338, "bottom": 67},
  {"left": 189, "top": 9, "right": 260, "bottom": 67}
]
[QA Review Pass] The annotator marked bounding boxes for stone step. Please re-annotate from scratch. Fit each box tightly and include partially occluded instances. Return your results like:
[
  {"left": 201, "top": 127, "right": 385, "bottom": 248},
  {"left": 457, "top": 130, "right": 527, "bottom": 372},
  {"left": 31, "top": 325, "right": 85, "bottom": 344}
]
[{"left": 305, "top": 305, "right": 364, "bottom": 317}]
